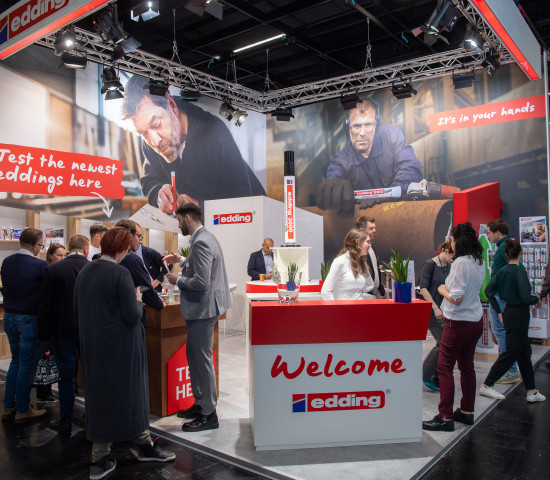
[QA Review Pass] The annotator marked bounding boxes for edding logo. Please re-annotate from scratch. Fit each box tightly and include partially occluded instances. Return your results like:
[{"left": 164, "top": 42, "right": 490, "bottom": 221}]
[
  {"left": 7, "top": 0, "right": 69, "bottom": 39},
  {"left": 213, "top": 212, "right": 253, "bottom": 225},
  {"left": 292, "top": 391, "right": 385, "bottom": 413}
]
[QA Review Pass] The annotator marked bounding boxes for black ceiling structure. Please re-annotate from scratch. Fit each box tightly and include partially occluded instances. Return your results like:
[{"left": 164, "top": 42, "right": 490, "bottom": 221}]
[{"left": 1, "top": 0, "right": 549, "bottom": 112}]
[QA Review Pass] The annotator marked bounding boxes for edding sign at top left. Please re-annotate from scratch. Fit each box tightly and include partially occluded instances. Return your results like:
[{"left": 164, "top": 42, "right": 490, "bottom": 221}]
[{"left": 0, "top": 0, "right": 110, "bottom": 59}]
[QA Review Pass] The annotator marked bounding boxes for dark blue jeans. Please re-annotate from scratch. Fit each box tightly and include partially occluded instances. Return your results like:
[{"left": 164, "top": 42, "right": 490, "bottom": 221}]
[
  {"left": 54, "top": 340, "right": 78, "bottom": 423},
  {"left": 3, "top": 313, "right": 39, "bottom": 413}
]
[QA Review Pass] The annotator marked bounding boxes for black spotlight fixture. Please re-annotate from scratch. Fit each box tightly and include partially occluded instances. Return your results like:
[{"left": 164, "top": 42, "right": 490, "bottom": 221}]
[
  {"left": 419, "top": 0, "right": 460, "bottom": 47},
  {"left": 144, "top": 77, "right": 170, "bottom": 96},
  {"left": 101, "top": 66, "right": 124, "bottom": 100},
  {"left": 61, "top": 52, "right": 88, "bottom": 69},
  {"left": 94, "top": 6, "right": 126, "bottom": 44},
  {"left": 462, "top": 23, "right": 484, "bottom": 55},
  {"left": 339, "top": 93, "right": 360, "bottom": 111},
  {"left": 391, "top": 82, "right": 417, "bottom": 99},
  {"left": 180, "top": 87, "right": 201, "bottom": 101},
  {"left": 452, "top": 70, "right": 476, "bottom": 89},
  {"left": 54, "top": 25, "right": 77, "bottom": 55},
  {"left": 131, "top": 0, "right": 160, "bottom": 22},
  {"left": 271, "top": 106, "right": 294, "bottom": 122},
  {"left": 481, "top": 49, "right": 501, "bottom": 76},
  {"left": 219, "top": 101, "right": 247, "bottom": 126}
]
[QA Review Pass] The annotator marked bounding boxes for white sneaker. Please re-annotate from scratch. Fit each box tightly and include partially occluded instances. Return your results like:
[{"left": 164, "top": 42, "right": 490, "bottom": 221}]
[
  {"left": 526, "top": 391, "right": 546, "bottom": 403},
  {"left": 479, "top": 385, "right": 505, "bottom": 400}
]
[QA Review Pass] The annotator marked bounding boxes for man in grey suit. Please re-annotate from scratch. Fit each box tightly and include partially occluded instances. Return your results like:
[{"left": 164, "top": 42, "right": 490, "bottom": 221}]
[{"left": 165, "top": 203, "right": 230, "bottom": 432}]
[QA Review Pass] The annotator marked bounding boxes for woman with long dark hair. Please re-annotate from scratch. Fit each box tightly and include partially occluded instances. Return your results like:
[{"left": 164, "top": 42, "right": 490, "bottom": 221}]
[
  {"left": 46, "top": 243, "right": 66, "bottom": 265},
  {"left": 422, "top": 222, "right": 485, "bottom": 432},
  {"left": 480, "top": 239, "right": 545, "bottom": 402},
  {"left": 321, "top": 228, "right": 376, "bottom": 300},
  {"left": 418, "top": 241, "right": 453, "bottom": 391}
]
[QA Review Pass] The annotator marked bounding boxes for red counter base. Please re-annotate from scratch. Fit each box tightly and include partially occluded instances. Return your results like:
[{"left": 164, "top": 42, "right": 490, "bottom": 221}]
[{"left": 249, "top": 299, "right": 431, "bottom": 450}]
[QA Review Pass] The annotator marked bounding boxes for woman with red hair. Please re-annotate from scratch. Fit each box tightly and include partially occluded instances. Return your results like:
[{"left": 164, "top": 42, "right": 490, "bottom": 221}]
[{"left": 75, "top": 227, "right": 175, "bottom": 479}]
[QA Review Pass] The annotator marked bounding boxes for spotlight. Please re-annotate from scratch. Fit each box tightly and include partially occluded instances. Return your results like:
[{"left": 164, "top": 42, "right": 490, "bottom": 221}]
[
  {"left": 185, "top": 0, "right": 223, "bottom": 20},
  {"left": 271, "top": 107, "right": 294, "bottom": 122},
  {"left": 180, "top": 88, "right": 201, "bottom": 101},
  {"left": 131, "top": 0, "right": 160, "bottom": 22},
  {"left": 219, "top": 101, "right": 247, "bottom": 126},
  {"left": 144, "top": 78, "right": 169, "bottom": 96},
  {"left": 481, "top": 49, "right": 501, "bottom": 76},
  {"left": 339, "top": 93, "right": 360, "bottom": 111},
  {"left": 462, "top": 24, "right": 484, "bottom": 55},
  {"left": 61, "top": 52, "right": 87, "bottom": 69},
  {"left": 391, "top": 82, "right": 417, "bottom": 99},
  {"left": 54, "top": 26, "right": 77, "bottom": 55},
  {"left": 101, "top": 66, "right": 124, "bottom": 99},
  {"left": 418, "top": 0, "right": 460, "bottom": 46},
  {"left": 94, "top": 6, "right": 126, "bottom": 44},
  {"left": 452, "top": 71, "right": 476, "bottom": 89},
  {"left": 113, "top": 37, "right": 142, "bottom": 60}
]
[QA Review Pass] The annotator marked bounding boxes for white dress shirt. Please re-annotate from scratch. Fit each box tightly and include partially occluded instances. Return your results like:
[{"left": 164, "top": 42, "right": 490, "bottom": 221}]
[
  {"left": 321, "top": 252, "right": 374, "bottom": 300},
  {"left": 441, "top": 255, "right": 485, "bottom": 321}
]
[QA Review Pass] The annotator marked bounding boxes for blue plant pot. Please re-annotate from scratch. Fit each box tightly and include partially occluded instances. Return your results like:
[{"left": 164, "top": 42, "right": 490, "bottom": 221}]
[
  {"left": 394, "top": 282, "right": 412, "bottom": 303},
  {"left": 286, "top": 281, "right": 296, "bottom": 291}
]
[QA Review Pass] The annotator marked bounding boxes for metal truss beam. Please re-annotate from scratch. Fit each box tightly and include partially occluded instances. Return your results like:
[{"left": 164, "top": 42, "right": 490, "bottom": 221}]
[{"left": 33, "top": 0, "right": 520, "bottom": 114}]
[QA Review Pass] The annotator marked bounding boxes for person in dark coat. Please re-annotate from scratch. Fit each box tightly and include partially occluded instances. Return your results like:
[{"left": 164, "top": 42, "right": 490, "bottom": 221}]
[
  {"left": 75, "top": 227, "right": 175, "bottom": 479},
  {"left": 37, "top": 235, "right": 89, "bottom": 434},
  {"left": 139, "top": 243, "right": 170, "bottom": 292}
]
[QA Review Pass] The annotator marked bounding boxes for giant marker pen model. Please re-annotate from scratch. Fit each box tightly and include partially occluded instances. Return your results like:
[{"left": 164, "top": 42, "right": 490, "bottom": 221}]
[{"left": 284, "top": 150, "right": 296, "bottom": 246}]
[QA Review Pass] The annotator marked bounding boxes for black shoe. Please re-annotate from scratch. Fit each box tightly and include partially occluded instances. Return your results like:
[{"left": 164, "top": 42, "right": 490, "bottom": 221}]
[
  {"left": 182, "top": 411, "right": 219, "bottom": 432},
  {"left": 452, "top": 409, "right": 474, "bottom": 425},
  {"left": 137, "top": 441, "right": 176, "bottom": 462},
  {"left": 49, "top": 417, "right": 72, "bottom": 435},
  {"left": 422, "top": 415, "right": 455, "bottom": 432},
  {"left": 37, "top": 394, "right": 56, "bottom": 402},
  {"left": 177, "top": 404, "right": 201, "bottom": 419},
  {"left": 89, "top": 456, "right": 116, "bottom": 480}
]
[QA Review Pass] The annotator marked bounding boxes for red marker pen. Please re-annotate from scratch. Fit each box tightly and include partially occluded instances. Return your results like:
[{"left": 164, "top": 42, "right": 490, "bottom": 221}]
[{"left": 171, "top": 171, "right": 176, "bottom": 215}]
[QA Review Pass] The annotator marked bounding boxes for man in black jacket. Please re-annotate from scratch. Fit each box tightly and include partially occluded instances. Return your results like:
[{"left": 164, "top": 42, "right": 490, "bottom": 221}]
[
  {"left": 247, "top": 238, "right": 274, "bottom": 280},
  {"left": 138, "top": 242, "right": 170, "bottom": 293},
  {"left": 37, "top": 234, "right": 89, "bottom": 434}
]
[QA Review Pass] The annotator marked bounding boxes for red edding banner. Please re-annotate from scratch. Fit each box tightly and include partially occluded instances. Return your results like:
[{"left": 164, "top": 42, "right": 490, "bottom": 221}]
[
  {"left": 428, "top": 95, "right": 545, "bottom": 132},
  {"left": 0, "top": 144, "right": 124, "bottom": 199}
]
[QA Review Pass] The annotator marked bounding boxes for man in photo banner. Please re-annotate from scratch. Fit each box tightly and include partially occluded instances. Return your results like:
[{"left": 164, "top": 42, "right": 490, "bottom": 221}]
[
  {"left": 317, "top": 98, "right": 423, "bottom": 216},
  {"left": 121, "top": 75, "right": 265, "bottom": 215}
]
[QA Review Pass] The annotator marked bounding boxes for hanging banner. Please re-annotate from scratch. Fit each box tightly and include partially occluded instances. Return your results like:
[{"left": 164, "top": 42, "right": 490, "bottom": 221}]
[
  {"left": 0, "top": 143, "right": 124, "bottom": 198},
  {"left": 428, "top": 95, "right": 545, "bottom": 132}
]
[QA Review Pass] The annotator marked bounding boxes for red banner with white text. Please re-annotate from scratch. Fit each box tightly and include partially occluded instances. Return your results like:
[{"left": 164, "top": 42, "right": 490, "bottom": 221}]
[
  {"left": 428, "top": 95, "right": 545, "bottom": 132},
  {"left": 0, "top": 143, "right": 124, "bottom": 198}
]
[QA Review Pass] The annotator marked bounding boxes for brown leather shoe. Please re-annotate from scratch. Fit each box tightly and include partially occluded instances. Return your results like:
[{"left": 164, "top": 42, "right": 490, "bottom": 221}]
[
  {"left": 2, "top": 406, "right": 16, "bottom": 422},
  {"left": 14, "top": 405, "right": 47, "bottom": 424}
]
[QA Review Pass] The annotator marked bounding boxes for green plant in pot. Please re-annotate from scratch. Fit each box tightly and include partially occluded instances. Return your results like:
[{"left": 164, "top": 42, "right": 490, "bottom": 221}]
[
  {"left": 287, "top": 262, "right": 299, "bottom": 291},
  {"left": 382, "top": 250, "right": 412, "bottom": 303},
  {"left": 320, "top": 261, "right": 331, "bottom": 287}
]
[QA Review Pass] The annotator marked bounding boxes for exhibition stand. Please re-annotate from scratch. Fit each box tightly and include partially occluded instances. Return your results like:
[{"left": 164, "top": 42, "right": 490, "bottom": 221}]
[{"left": 248, "top": 299, "right": 431, "bottom": 450}]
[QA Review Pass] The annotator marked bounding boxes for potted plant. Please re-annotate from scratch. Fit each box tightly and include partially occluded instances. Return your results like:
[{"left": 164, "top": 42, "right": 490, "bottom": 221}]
[
  {"left": 287, "top": 262, "right": 299, "bottom": 291},
  {"left": 178, "top": 246, "right": 190, "bottom": 259},
  {"left": 382, "top": 250, "right": 412, "bottom": 303},
  {"left": 320, "top": 261, "right": 331, "bottom": 288}
]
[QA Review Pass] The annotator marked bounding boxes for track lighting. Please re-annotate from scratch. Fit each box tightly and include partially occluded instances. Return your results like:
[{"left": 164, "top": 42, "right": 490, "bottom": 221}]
[
  {"left": 219, "top": 101, "right": 247, "bottom": 126},
  {"left": 452, "top": 71, "right": 476, "bottom": 89},
  {"left": 340, "top": 93, "right": 360, "bottom": 111},
  {"left": 54, "top": 26, "right": 78, "bottom": 55},
  {"left": 180, "top": 88, "right": 201, "bottom": 101},
  {"left": 61, "top": 52, "right": 88, "bottom": 69},
  {"left": 271, "top": 107, "right": 294, "bottom": 122},
  {"left": 101, "top": 66, "right": 124, "bottom": 100},
  {"left": 144, "top": 78, "right": 170, "bottom": 96},
  {"left": 481, "top": 49, "right": 501, "bottom": 76},
  {"left": 131, "top": 0, "right": 160, "bottom": 22},
  {"left": 391, "top": 82, "right": 417, "bottom": 99}
]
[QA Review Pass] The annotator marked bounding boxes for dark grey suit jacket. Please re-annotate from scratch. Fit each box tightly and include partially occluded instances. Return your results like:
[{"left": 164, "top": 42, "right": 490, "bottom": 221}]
[{"left": 177, "top": 227, "right": 231, "bottom": 320}]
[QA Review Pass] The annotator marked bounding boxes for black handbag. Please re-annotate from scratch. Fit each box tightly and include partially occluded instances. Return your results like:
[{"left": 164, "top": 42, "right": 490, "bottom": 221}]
[{"left": 33, "top": 343, "right": 60, "bottom": 386}]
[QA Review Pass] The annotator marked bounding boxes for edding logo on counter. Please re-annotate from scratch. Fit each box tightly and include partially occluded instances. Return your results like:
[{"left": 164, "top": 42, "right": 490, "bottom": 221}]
[
  {"left": 292, "top": 391, "right": 385, "bottom": 413},
  {"left": 213, "top": 212, "right": 253, "bottom": 225}
]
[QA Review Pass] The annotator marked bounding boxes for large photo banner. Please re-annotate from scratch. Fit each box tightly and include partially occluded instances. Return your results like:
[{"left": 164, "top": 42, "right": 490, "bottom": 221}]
[
  {"left": 266, "top": 63, "right": 548, "bottom": 275},
  {"left": 0, "top": 44, "right": 267, "bottom": 222}
]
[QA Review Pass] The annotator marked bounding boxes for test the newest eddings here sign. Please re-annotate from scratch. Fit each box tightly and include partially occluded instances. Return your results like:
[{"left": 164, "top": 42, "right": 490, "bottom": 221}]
[{"left": 0, "top": 0, "right": 111, "bottom": 59}]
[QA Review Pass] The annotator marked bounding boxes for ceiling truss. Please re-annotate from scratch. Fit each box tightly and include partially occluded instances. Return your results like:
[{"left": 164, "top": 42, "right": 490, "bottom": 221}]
[{"left": 34, "top": 0, "right": 517, "bottom": 114}]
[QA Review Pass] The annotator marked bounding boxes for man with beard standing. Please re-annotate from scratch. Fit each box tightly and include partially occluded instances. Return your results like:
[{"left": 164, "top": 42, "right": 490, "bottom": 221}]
[{"left": 164, "top": 203, "right": 230, "bottom": 431}]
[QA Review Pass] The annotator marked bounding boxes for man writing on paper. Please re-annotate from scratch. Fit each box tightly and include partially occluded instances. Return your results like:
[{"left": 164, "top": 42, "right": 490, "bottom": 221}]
[{"left": 121, "top": 75, "right": 265, "bottom": 215}]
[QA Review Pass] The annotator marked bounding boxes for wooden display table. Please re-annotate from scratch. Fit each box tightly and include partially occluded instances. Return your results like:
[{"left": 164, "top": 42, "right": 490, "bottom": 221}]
[{"left": 145, "top": 303, "right": 220, "bottom": 417}]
